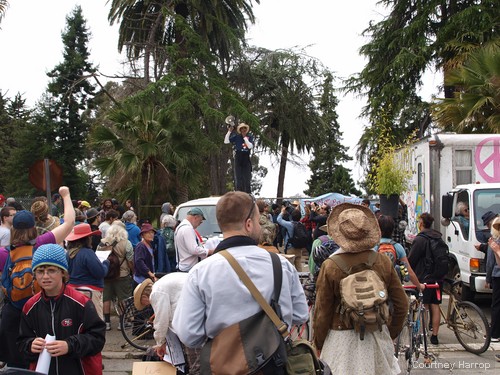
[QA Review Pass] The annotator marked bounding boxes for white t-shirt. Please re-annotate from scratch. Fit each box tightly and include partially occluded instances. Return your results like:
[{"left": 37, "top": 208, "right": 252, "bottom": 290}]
[{"left": 0, "top": 226, "right": 10, "bottom": 247}]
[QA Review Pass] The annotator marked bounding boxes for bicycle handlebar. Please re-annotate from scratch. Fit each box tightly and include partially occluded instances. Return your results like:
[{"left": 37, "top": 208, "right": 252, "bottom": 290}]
[{"left": 403, "top": 283, "right": 441, "bottom": 300}]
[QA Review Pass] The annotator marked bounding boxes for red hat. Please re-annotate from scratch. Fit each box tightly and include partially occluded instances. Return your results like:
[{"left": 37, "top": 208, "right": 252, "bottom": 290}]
[
  {"left": 140, "top": 223, "right": 157, "bottom": 235},
  {"left": 66, "top": 223, "right": 101, "bottom": 241},
  {"left": 0, "top": 194, "right": 5, "bottom": 205}
]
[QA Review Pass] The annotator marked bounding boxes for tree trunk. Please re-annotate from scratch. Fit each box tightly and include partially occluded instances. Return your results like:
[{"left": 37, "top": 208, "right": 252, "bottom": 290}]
[{"left": 276, "top": 134, "right": 290, "bottom": 205}]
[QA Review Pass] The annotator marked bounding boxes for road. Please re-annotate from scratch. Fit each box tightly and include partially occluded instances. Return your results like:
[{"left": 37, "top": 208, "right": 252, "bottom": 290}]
[{"left": 101, "top": 294, "right": 499, "bottom": 374}]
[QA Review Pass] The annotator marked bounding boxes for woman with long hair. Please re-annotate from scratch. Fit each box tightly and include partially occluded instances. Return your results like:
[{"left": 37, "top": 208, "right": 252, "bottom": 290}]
[{"left": 98, "top": 221, "right": 134, "bottom": 330}]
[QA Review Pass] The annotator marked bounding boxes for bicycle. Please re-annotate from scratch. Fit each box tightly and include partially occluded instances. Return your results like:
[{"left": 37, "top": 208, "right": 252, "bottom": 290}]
[
  {"left": 395, "top": 280, "right": 491, "bottom": 374},
  {"left": 437, "top": 278, "right": 490, "bottom": 354},
  {"left": 395, "top": 283, "right": 439, "bottom": 374},
  {"left": 117, "top": 296, "right": 156, "bottom": 351}
]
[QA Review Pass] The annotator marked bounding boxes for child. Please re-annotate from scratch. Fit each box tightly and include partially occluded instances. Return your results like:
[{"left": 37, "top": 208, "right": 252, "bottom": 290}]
[{"left": 17, "top": 244, "right": 106, "bottom": 374}]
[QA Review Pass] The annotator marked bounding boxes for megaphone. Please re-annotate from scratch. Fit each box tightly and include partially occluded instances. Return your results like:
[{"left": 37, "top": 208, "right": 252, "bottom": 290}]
[{"left": 225, "top": 115, "right": 236, "bottom": 127}]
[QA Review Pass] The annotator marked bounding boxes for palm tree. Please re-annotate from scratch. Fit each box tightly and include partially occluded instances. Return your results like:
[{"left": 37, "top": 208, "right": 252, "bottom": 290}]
[
  {"left": 0, "top": 0, "right": 8, "bottom": 24},
  {"left": 92, "top": 101, "right": 204, "bottom": 214},
  {"left": 107, "top": 0, "right": 258, "bottom": 81},
  {"left": 432, "top": 41, "right": 500, "bottom": 133}
]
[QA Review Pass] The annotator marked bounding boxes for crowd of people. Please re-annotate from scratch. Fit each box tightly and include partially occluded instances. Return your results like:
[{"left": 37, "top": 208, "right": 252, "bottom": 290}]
[{"left": 0, "top": 189, "right": 499, "bottom": 374}]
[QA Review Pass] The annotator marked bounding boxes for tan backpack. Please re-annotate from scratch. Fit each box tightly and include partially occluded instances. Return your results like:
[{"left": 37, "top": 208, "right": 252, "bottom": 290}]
[{"left": 329, "top": 251, "right": 389, "bottom": 340}]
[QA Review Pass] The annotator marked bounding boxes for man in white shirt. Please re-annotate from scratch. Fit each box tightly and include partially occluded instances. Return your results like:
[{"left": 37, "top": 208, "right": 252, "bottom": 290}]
[
  {"left": 174, "top": 208, "right": 213, "bottom": 272},
  {"left": 0, "top": 206, "right": 16, "bottom": 247},
  {"left": 172, "top": 192, "right": 308, "bottom": 363}
]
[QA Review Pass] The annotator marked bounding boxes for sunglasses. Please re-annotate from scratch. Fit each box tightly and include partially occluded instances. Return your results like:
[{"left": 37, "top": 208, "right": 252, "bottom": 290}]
[{"left": 246, "top": 194, "right": 256, "bottom": 221}]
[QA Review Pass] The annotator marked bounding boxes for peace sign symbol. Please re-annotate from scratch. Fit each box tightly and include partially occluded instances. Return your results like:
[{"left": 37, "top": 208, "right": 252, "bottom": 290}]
[{"left": 475, "top": 137, "right": 500, "bottom": 183}]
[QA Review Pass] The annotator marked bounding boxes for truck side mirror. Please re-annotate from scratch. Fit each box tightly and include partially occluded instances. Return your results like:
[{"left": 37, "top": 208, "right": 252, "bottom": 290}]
[{"left": 442, "top": 194, "right": 454, "bottom": 219}]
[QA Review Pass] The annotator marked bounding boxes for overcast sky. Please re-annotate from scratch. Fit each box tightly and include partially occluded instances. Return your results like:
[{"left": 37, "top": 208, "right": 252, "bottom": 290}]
[{"left": 0, "top": 1, "right": 439, "bottom": 198}]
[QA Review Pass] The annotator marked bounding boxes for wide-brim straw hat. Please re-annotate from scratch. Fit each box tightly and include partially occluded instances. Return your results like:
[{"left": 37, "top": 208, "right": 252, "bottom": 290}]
[
  {"left": 327, "top": 203, "right": 381, "bottom": 253},
  {"left": 133, "top": 278, "right": 154, "bottom": 311},
  {"left": 237, "top": 123, "right": 250, "bottom": 134}
]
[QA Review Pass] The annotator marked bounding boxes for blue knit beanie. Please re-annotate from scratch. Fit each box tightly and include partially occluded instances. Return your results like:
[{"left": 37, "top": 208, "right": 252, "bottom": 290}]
[{"left": 32, "top": 244, "right": 68, "bottom": 272}]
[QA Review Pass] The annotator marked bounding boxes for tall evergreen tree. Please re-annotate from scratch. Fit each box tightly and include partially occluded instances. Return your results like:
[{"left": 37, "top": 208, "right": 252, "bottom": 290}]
[
  {"left": 45, "top": 6, "right": 96, "bottom": 197},
  {"left": 305, "top": 74, "right": 361, "bottom": 197},
  {"left": 345, "top": 0, "right": 499, "bottom": 172}
]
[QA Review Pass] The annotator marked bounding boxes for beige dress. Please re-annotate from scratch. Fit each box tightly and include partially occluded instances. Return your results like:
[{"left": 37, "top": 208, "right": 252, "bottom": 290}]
[{"left": 320, "top": 325, "right": 400, "bottom": 375}]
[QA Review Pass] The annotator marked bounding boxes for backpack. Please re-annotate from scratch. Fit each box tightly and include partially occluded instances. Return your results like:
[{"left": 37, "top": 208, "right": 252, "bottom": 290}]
[
  {"left": 288, "top": 222, "right": 309, "bottom": 249},
  {"left": 329, "top": 251, "right": 389, "bottom": 340},
  {"left": 1, "top": 243, "right": 41, "bottom": 310},
  {"left": 377, "top": 241, "right": 397, "bottom": 265},
  {"left": 101, "top": 241, "right": 126, "bottom": 280},
  {"left": 418, "top": 233, "right": 449, "bottom": 281}
]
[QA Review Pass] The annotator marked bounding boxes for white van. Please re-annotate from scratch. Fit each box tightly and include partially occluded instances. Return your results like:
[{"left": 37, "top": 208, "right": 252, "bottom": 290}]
[{"left": 173, "top": 197, "right": 222, "bottom": 239}]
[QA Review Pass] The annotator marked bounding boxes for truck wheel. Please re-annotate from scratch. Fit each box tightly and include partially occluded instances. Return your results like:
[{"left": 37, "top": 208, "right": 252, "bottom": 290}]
[
  {"left": 461, "top": 284, "right": 476, "bottom": 302},
  {"left": 451, "top": 264, "right": 476, "bottom": 302}
]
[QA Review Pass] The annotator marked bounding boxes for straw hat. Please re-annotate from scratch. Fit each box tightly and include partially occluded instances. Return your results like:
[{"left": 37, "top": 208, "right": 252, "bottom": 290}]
[
  {"left": 327, "top": 203, "right": 380, "bottom": 253},
  {"left": 133, "top": 279, "right": 153, "bottom": 311},
  {"left": 237, "top": 123, "right": 250, "bottom": 134}
]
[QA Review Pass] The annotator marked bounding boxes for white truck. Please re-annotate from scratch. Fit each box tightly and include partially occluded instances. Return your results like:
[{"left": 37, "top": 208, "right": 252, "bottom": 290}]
[{"left": 400, "top": 133, "right": 500, "bottom": 300}]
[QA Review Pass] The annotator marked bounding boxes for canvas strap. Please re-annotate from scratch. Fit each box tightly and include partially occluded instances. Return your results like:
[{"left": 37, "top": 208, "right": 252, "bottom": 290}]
[
  {"left": 219, "top": 250, "right": 290, "bottom": 338},
  {"left": 330, "top": 250, "right": 378, "bottom": 275}
]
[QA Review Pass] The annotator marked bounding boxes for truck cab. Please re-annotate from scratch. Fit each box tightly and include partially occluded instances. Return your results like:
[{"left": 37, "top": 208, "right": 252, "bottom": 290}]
[{"left": 441, "top": 183, "right": 500, "bottom": 300}]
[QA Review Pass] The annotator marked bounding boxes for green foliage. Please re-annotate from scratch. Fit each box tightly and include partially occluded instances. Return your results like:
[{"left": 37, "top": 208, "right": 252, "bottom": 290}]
[
  {"left": 43, "top": 6, "right": 96, "bottom": 197},
  {"left": 372, "top": 150, "right": 409, "bottom": 196},
  {"left": 367, "top": 111, "right": 412, "bottom": 196},
  {"left": 345, "top": 0, "right": 500, "bottom": 174},
  {"left": 432, "top": 40, "right": 500, "bottom": 133},
  {"left": 305, "top": 73, "right": 361, "bottom": 197}
]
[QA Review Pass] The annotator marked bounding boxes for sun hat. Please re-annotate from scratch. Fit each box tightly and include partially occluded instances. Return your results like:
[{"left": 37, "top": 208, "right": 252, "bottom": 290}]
[
  {"left": 187, "top": 207, "right": 206, "bottom": 220},
  {"left": 13, "top": 210, "right": 36, "bottom": 230},
  {"left": 80, "top": 200, "right": 91, "bottom": 208},
  {"left": 140, "top": 223, "right": 157, "bottom": 235},
  {"left": 237, "top": 123, "right": 250, "bottom": 134},
  {"left": 133, "top": 278, "right": 154, "bottom": 311},
  {"left": 492, "top": 217, "right": 500, "bottom": 232},
  {"left": 66, "top": 223, "right": 101, "bottom": 241},
  {"left": 482, "top": 211, "right": 497, "bottom": 226},
  {"left": 327, "top": 203, "right": 381, "bottom": 253},
  {"left": 32, "top": 244, "right": 68, "bottom": 272}
]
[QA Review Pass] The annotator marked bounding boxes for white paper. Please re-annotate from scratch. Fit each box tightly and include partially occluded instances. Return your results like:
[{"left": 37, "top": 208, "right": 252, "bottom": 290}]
[
  {"left": 35, "top": 334, "right": 55, "bottom": 375},
  {"left": 163, "top": 330, "right": 186, "bottom": 369},
  {"left": 96, "top": 250, "right": 111, "bottom": 262},
  {"left": 205, "top": 237, "right": 221, "bottom": 251}
]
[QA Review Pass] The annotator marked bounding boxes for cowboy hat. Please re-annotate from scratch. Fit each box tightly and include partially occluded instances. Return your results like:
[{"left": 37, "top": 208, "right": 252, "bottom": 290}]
[
  {"left": 133, "top": 278, "right": 154, "bottom": 311},
  {"left": 66, "top": 223, "right": 101, "bottom": 241},
  {"left": 237, "top": 123, "right": 250, "bottom": 134},
  {"left": 327, "top": 203, "right": 380, "bottom": 253}
]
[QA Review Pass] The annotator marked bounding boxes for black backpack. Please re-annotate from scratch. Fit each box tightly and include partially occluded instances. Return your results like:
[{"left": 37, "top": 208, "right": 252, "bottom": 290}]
[
  {"left": 288, "top": 222, "right": 309, "bottom": 249},
  {"left": 101, "top": 241, "right": 126, "bottom": 280},
  {"left": 418, "top": 233, "right": 449, "bottom": 281}
]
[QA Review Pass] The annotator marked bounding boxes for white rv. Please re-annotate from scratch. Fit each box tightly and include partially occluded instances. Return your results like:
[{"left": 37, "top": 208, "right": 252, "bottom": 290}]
[{"left": 400, "top": 133, "right": 500, "bottom": 299}]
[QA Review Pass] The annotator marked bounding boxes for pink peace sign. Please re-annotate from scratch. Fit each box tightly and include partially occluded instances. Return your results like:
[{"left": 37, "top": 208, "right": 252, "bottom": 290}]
[{"left": 475, "top": 137, "right": 500, "bottom": 183}]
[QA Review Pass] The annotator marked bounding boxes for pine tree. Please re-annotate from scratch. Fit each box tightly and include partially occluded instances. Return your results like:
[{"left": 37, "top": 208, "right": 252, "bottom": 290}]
[
  {"left": 45, "top": 5, "right": 96, "bottom": 197},
  {"left": 305, "top": 73, "right": 361, "bottom": 197}
]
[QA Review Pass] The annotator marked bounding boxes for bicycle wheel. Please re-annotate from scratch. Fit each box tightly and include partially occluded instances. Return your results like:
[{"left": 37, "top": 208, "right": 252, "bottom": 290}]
[
  {"left": 120, "top": 299, "right": 156, "bottom": 350},
  {"left": 450, "top": 300, "right": 490, "bottom": 354},
  {"left": 395, "top": 323, "right": 412, "bottom": 374}
]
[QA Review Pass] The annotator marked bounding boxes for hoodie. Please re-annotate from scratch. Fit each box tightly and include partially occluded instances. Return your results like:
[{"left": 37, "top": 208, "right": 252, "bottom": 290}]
[
  {"left": 408, "top": 228, "right": 443, "bottom": 282},
  {"left": 160, "top": 202, "right": 173, "bottom": 224}
]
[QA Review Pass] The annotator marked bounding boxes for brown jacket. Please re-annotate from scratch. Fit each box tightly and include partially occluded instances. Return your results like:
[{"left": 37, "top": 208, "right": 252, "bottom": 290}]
[{"left": 313, "top": 250, "right": 409, "bottom": 349}]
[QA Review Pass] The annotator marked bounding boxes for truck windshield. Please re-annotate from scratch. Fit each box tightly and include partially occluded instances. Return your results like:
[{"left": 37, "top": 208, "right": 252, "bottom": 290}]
[
  {"left": 176, "top": 206, "right": 221, "bottom": 238},
  {"left": 473, "top": 188, "right": 500, "bottom": 241}
]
